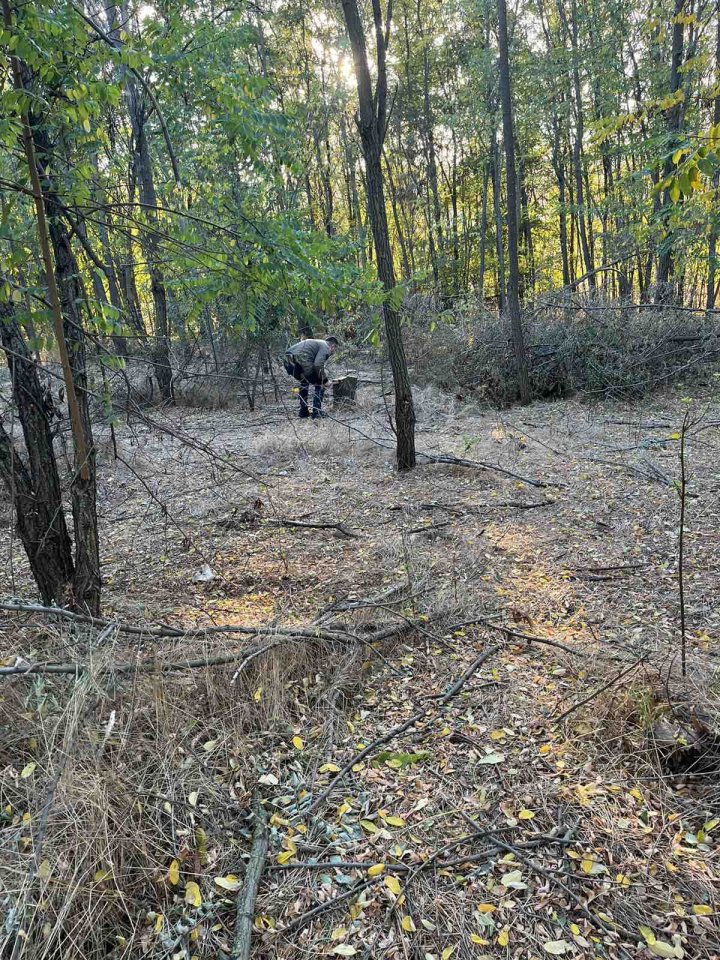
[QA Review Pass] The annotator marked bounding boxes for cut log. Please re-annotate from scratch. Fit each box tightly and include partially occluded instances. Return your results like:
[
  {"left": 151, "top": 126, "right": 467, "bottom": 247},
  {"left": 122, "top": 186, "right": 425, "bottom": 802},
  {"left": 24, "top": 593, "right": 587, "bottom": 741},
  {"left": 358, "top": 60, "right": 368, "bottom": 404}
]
[{"left": 332, "top": 375, "right": 358, "bottom": 408}]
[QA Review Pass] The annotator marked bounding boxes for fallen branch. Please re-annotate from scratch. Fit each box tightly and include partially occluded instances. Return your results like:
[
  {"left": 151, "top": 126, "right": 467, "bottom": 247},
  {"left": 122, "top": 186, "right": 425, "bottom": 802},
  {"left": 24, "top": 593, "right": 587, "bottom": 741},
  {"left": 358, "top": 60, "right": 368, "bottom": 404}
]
[
  {"left": 552, "top": 657, "right": 646, "bottom": 724},
  {"left": 0, "top": 640, "right": 285, "bottom": 677},
  {"left": 0, "top": 598, "right": 355, "bottom": 643},
  {"left": 448, "top": 616, "right": 586, "bottom": 657},
  {"left": 267, "top": 518, "right": 359, "bottom": 539},
  {"left": 279, "top": 878, "right": 375, "bottom": 935},
  {"left": 0, "top": 608, "right": 415, "bottom": 678},
  {"left": 304, "top": 645, "right": 500, "bottom": 815},
  {"left": 230, "top": 798, "right": 268, "bottom": 960},
  {"left": 418, "top": 452, "right": 551, "bottom": 488}
]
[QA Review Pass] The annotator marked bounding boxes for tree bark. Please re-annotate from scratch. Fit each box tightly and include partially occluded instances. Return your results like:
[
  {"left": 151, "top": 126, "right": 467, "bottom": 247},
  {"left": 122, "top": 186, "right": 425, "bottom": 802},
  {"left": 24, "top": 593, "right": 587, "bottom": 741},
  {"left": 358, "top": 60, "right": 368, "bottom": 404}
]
[
  {"left": 0, "top": 303, "right": 75, "bottom": 605},
  {"left": 125, "top": 76, "right": 174, "bottom": 400},
  {"left": 490, "top": 127, "right": 506, "bottom": 310},
  {"left": 496, "top": 0, "right": 530, "bottom": 404},
  {"left": 655, "top": 0, "right": 686, "bottom": 302},
  {"left": 557, "top": 0, "right": 595, "bottom": 291},
  {"left": 341, "top": 0, "right": 416, "bottom": 469},
  {"left": 4, "top": 0, "right": 101, "bottom": 613},
  {"left": 707, "top": 6, "right": 720, "bottom": 311}
]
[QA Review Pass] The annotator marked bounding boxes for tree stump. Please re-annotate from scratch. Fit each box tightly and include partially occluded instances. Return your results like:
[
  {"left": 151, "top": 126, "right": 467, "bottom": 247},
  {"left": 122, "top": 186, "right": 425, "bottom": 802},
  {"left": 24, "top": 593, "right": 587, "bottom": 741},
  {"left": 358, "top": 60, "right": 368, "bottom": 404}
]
[{"left": 332, "top": 375, "right": 358, "bottom": 409}]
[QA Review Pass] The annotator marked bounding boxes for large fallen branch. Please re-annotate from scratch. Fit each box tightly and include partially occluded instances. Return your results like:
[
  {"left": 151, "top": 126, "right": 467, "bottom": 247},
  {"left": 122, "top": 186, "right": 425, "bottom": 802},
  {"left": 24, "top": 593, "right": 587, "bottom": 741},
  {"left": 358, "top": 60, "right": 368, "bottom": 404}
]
[
  {"left": 418, "top": 452, "right": 551, "bottom": 488},
  {"left": 0, "top": 598, "right": 357, "bottom": 642},
  {"left": 0, "top": 603, "right": 414, "bottom": 678},
  {"left": 230, "top": 798, "right": 268, "bottom": 960},
  {"left": 0, "top": 639, "right": 284, "bottom": 677}
]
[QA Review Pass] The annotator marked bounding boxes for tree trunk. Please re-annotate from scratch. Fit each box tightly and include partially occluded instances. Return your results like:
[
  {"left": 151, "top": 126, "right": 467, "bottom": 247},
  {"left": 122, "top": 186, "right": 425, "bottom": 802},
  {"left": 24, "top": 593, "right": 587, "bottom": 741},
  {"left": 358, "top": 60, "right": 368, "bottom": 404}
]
[
  {"left": 125, "top": 77, "right": 174, "bottom": 401},
  {"left": 478, "top": 163, "right": 490, "bottom": 300},
  {"left": 341, "top": 0, "right": 416, "bottom": 470},
  {"left": 496, "top": 0, "right": 531, "bottom": 404},
  {"left": 551, "top": 121, "right": 572, "bottom": 287},
  {"left": 490, "top": 128, "right": 506, "bottom": 310},
  {"left": 4, "top": 0, "right": 101, "bottom": 613},
  {"left": 655, "top": 0, "right": 686, "bottom": 302},
  {"left": 46, "top": 214, "right": 102, "bottom": 615},
  {"left": 707, "top": 6, "right": 720, "bottom": 311},
  {"left": 0, "top": 303, "right": 75, "bottom": 605},
  {"left": 557, "top": 0, "right": 595, "bottom": 291}
]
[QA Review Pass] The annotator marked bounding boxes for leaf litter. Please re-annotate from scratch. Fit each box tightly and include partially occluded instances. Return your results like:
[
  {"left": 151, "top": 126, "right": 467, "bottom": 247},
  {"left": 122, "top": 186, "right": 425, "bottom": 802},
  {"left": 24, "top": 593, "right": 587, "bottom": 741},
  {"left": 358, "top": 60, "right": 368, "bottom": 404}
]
[{"left": 1, "top": 380, "right": 719, "bottom": 958}]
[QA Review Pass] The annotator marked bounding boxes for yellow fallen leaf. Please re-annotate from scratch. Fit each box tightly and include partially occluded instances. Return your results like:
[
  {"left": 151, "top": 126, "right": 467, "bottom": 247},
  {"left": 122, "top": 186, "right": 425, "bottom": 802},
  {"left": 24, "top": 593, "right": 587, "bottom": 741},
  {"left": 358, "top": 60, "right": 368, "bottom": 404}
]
[
  {"left": 497, "top": 927, "right": 510, "bottom": 947},
  {"left": 539, "top": 744, "right": 552, "bottom": 754},
  {"left": 37, "top": 859, "right": 51, "bottom": 880},
  {"left": 401, "top": 915, "right": 416, "bottom": 932},
  {"left": 477, "top": 903, "right": 496, "bottom": 913},
  {"left": 292, "top": 736, "right": 304, "bottom": 751},
  {"left": 441, "top": 947, "right": 455, "bottom": 960},
  {"left": 214, "top": 875, "right": 242, "bottom": 891},
  {"left": 639, "top": 925, "right": 656, "bottom": 945},
  {"left": 319, "top": 763, "right": 340, "bottom": 773},
  {"left": 168, "top": 860, "right": 180, "bottom": 885},
  {"left": 649, "top": 942, "right": 681, "bottom": 959},
  {"left": 384, "top": 875, "right": 402, "bottom": 896},
  {"left": 253, "top": 686, "right": 263, "bottom": 701},
  {"left": 569, "top": 923, "right": 581, "bottom": 936},
  {"left": 94, "top": 868, "right": 110, "bottom": 883},
  {"left": 331, "top": 927, "right": 348, "bottom": 940},
  {"left": 184, "top": 881, "right": 202, "bottom": 907},
  {"left": 470, "top": 933, "right": 489, "bottom": 945},
  {"left": 518, "top": 809, "right": 535, "bottom": 820},
  {"left": 693, "top": 904, "right": 712, "bottom": 915},
  {"left": 367, "top": 863, "right": 385, "bottom": 877},
  {"left": 276, "top": 850, "right": 295, "bottom": 864},
  {"left": 543, "top": 941, "right": 570, "bottom": 955},
  {"left": 20, "top": 762, "right": 36, "bottom": 779},
  {"left": 360, "top": 819, "right": 377, "bottom": 833},
  {"left": 385, "top": 815, "right": 405, "bottom": 827},
  {"left": 490, "top": 729, "right": 506, "bottom": 740}
]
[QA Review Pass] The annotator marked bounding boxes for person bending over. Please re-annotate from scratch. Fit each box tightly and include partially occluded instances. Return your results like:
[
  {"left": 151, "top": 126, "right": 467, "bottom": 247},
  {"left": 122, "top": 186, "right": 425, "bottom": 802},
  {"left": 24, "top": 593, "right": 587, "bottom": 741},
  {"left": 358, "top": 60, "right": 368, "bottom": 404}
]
[{"left": 284, "top": 335, "right": 338, "bottom": 419}]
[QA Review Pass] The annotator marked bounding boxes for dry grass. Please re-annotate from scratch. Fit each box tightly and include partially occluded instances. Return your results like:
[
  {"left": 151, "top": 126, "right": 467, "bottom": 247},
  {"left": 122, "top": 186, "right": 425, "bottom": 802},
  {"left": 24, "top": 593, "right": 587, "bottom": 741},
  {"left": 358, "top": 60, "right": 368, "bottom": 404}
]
[{"left": 2, "top": 371, "right": 720, "bottom": 958}]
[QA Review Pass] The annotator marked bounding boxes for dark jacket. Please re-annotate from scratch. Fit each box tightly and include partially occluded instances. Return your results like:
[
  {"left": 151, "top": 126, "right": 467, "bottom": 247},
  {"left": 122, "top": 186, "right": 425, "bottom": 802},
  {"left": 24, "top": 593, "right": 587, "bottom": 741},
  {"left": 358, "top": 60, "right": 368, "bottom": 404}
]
[{"left": 286, "top": 339, "right": 331, "bottom": 378}]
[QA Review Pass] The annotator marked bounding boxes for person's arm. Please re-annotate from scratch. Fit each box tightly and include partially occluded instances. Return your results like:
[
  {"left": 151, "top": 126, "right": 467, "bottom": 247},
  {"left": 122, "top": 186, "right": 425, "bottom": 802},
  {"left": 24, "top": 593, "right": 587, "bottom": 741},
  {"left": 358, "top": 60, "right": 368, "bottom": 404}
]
[{"left": 312, "top": 342, "right": 330, "bottom": 377}]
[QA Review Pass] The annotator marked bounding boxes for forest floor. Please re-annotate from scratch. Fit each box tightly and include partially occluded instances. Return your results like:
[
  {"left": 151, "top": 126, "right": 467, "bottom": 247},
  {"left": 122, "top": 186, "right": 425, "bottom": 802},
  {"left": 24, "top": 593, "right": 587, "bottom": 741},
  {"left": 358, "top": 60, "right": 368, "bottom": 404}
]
[{"left": 2, "top": 372, "right": 720, "bottom": 960}]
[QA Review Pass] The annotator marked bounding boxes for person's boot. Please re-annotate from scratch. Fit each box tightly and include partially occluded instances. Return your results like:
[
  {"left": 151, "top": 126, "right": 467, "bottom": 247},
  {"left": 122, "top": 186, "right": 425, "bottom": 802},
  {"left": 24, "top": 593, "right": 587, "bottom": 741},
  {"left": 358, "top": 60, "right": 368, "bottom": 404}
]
[{"left": 299, "top": 383, "right": 310, "bottom": 418}]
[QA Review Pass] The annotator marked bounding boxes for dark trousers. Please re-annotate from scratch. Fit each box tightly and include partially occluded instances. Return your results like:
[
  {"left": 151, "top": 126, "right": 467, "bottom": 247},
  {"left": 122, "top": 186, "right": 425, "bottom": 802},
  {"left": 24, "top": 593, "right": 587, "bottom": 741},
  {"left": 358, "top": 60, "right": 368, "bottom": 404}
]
[{"left": 285, "top": 360, "right": 325, "bottom": 417}]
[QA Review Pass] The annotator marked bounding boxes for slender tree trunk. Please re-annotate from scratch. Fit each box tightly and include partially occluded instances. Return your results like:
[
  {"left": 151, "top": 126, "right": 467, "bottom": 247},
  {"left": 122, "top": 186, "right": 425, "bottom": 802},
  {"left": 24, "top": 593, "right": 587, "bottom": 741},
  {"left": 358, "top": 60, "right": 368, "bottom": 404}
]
[
  {"left": 341, "top": 0, "right": 416, "bottom": 469},
  {"left": 385, "top": 150, "right": 412, "bottom": 280},
  {"left": 707, "top": 7, "right": 720, "bottom": 311},
  {"left": 552, "top": 125, "right": 572, "bottom": 287},
  {"left": 557, "top": 0, "right": 595, "bottom": 291},
  {"left": 478, "top": 163, "right": 490, "bottom": 300},
  {"left": 656, "top": 0, "right": 686, "bottom": 301},
  {"left": 4, "top": 0, "right": 100, "bottom": 613},
  {"left": 45, "top": 213, "right": 101, "bottom": 615},
  {"left": 490, "top": 128, "right": 506, "bottom": 310},
  {"left": 496, "top": 0, "right": 530, "bottom": 404},
  {"left": 419, "top": 4, "right": 444, "bottom": 295},
  {"left": 125, "top": 78, "right": 174, "bottom": 400}
]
